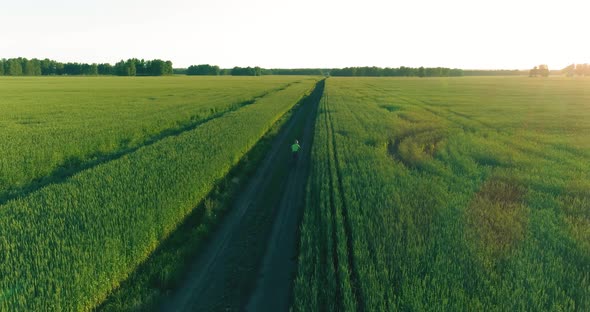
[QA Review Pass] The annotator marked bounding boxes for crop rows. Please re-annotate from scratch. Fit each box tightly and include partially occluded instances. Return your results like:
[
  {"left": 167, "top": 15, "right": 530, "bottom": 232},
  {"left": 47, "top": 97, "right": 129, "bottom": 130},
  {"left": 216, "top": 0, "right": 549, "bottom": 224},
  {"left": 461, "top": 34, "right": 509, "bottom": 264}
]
[
  {"left": 0, "top": 78, "right": 318, "bottom": 311},
  {"left": 295, "top": 77, "right": 590, "bottom": 311},
  {"left": 294, "top": 88, "right": 360, "bottom": 311},
  {"left": 0, "top": 76, "right": 305, "bottom": 202}
]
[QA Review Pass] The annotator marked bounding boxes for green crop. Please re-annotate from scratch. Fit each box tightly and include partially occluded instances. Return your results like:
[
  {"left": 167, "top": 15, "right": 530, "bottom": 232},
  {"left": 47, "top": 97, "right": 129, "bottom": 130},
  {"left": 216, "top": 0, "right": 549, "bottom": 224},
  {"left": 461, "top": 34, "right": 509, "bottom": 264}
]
[
  {"left": 295, "top": 77, "right": 590, "bottom": 311},
  {"left": 0, "top": 77, "right": 317, "bottom": 311},
  {"left": 0, "top": 76, "right": 304, "bottom": 201}
]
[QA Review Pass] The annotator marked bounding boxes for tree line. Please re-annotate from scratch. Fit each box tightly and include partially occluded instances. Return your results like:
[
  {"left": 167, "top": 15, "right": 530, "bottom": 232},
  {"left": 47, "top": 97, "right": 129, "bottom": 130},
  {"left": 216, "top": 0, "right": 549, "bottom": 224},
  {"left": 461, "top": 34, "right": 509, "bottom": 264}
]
[
  {"left": 529, "top": 64, "right": 590, "bottom": 77},
  {"left": 329, "top": 66, "right": 464, "bottom": 77},
  {"left": 5, "top": 58, "right": 587, "bottom": 77},
  {"left": 264, "top": 68, "right": 325, "bottom": 75},
  {"left": 561, "top": 64, "right": 590, "bottom": 77},
  {"left": 463, "top": 69, "right": 526, "bottom": 76},
  {"left": 173, "top": 65, "right": 257, "bottom": 76},
  {"left": 186, "top": 64, "right": 221, "bottom": 75},
  {"left": 185, "top": 65, "right": 325, "bottom": 76},
  {"left": 184, "top": 64, "right": 590, "bottom": 77},
  {"left": 0, "top": 57, "right": 173, "bottom": 76},
  {"left": 185, "top": 65, "right": 263, "bottom": 76},
  {"left": 529, "top": 64, "right": 550, "bottom": 77},
  {"left": 183, "top": 65, "right": 463, "bottom": 77}
]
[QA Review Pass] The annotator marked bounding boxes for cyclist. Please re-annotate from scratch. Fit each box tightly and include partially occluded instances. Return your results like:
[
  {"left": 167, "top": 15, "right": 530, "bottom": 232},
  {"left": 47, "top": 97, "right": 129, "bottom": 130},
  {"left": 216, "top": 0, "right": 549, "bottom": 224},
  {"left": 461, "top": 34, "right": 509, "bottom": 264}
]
[{"left": 291, "top": 139, "right": 301, "bottom": 161}]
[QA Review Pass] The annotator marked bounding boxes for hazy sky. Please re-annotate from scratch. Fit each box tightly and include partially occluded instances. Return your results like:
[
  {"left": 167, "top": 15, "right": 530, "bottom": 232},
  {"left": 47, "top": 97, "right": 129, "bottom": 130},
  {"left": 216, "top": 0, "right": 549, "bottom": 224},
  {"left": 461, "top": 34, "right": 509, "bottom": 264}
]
[{"left": 1, "top": 0, "right": 588, "bottom": 69}]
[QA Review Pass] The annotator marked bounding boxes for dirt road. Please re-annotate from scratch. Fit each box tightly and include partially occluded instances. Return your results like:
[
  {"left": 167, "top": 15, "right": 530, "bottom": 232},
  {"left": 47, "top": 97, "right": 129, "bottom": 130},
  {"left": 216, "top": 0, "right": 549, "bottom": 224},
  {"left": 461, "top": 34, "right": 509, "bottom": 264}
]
[{"left": 161, "top": 80, "right": 322, "bottom": 311}]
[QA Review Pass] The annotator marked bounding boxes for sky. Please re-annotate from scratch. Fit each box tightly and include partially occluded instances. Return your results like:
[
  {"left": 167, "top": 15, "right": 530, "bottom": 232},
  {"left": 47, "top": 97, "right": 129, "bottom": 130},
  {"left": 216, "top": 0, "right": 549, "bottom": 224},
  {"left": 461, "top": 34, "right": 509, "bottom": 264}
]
[{"left": 0, "top": 0, "right": 588, "bottom": 69}]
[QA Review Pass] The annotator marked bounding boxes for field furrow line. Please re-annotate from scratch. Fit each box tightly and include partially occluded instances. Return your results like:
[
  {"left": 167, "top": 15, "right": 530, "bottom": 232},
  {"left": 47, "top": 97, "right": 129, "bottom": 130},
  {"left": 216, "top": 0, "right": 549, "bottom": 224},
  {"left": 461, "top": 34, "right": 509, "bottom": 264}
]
[
  {"left": 325, "top": 88, "right": 366, "bottom": 312},
  {"left": 323, "top": 90, "right": 344, "bottom": 311}
]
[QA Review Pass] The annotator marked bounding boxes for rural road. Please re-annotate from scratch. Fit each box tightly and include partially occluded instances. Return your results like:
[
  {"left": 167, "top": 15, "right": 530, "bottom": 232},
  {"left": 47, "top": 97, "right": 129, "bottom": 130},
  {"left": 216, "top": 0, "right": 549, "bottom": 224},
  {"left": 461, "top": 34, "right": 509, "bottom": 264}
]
[
  {"left": 161, "top": 80, "right": 322, "bottom": 311},
  {"left": 245, "top": 81, "right": 319, "bottom": 312}
]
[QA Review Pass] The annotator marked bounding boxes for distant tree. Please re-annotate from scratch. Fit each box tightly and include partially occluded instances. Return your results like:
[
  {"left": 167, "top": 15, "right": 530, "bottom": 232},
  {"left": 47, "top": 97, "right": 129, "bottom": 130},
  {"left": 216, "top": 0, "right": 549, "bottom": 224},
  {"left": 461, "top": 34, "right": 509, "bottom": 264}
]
[
  {"left": 187, "top": 64, "right": 221, "bottom": 75},
  {"left": 529, "top": 65, "right": 549, "bottom": 77},
  {"left": 147, "top": 59, "right": 162, "bottom": 76},
  {"left": 83, "top": 63, "right": 98, "bottom": 75},
  {"left": 146, "top": 59, "right": 173, "bottom": 76},
  {"left": 529, "top": 66, "right": 539, "bottom": 77},
  {"left": 135, "top": 59, "right": 147, "bottom": 76},
  {"left": 382, "top": 67, "right": 395, "bottom": 76},
  {"left": 164, "top": 61, "right": 173, "bottom": 75},
  {"left": 97, "top": 63, "right": 113, "bottom": 75},
  {"left": 55, "top": 62, "right": 64, "bottom": 75},
  {"left": 231, "top": 66, "right": 261, "bottom": 76},
  {"left": 268, "top": 68, "right": 325, "bottom": 75},
  {"left": 40, "top": 59, "right": 56, "bottom": 75},
  {"left": 330, "top": 67, "right": 354, "bottom": 76},
  {"left": 0, "top": 59, "right": 4, "bottom": 75},
  {"left": 28, "top": 59, "right": 42, "bottom": 75},
  {"left": 126, "top": 59, "right": 137, "bottom": 76},
  {"left": 19, "top": 58, "right": 29, "bottom": 75},
  {"left": 449, "top": 68, "right": 464, "bottom": 76},
  {"left": 562, "top": 64, "right": 575, "bottom": 77},
  {"left": 6, "top": 59, "right": 23, "bottom": 76},
  {"left": 230, "top": 66, "right": 241, "bottom": 75},
  {"left": 113, "top": 59, "right": 138, "bottom": 76},
  {"left": 114, "top": 60, "right": 127, "bottom": 76},
  {"left": 23, "top": 59, "right": 34, "bottom": 75},
  {"left": 574, "top": 63, "right": 589, "bottom": 76},
  {"left": 328, "top": 68, "right": 340, "bottom": 76},
  {"left": 401, "top": 66, "right": 412, "bottom": 77},
  {"left": 363, "top": 66, "right": 381, "bottom": 76},
  {"left": 418, "top": 66, "right": 425, "bottom": 77},
  {"left": 538, "top": 64, "right": 549, "bottom": 77},
  {"left": 186, "top": 65, "right": 200, "bottom": 76},
  {"left": 63, "top": 63, "right": 85, "bottom": 75},
  {"left": 425, "top": 67, "right": 442, "bottom": 77}
]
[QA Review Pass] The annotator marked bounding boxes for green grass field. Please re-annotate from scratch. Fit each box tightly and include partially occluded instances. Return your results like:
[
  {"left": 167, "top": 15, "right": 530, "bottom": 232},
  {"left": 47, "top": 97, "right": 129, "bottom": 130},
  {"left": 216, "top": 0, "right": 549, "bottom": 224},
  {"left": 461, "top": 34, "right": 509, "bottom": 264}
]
[
  {"left": 295, "top": 77, "right": 590, "bottom": 311},
  {"left": 1, "top": 75, "right": 588, "bottom": 311},
  {"left": 0, "top": 76, "right": 308, "bottom": 201},
  {"left": 0, "top": 76, "right": 318, "bottom": 311}
]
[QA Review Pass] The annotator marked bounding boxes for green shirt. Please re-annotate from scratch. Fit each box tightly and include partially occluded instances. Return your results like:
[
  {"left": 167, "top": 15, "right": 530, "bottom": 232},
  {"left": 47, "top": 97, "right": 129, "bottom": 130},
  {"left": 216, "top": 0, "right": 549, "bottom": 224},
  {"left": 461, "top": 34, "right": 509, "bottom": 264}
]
[{"left": 291, "top": 143, "right": 301, "bottom": 152}]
